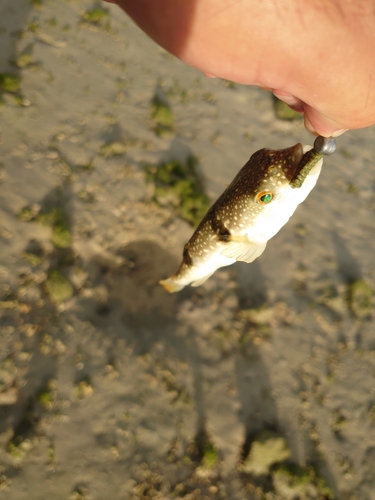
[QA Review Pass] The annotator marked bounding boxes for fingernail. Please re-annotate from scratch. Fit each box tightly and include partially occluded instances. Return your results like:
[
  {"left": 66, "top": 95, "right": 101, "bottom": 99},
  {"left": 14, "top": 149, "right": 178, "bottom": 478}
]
[
  {"left": 304, "top": 115, "right": 347, "bottom": 138},
  {"left": 202, "top": 72, "right": 217, "bottom": 79},
  {"left": 331, "top": 129, "right": 348, "bottom": 137}
]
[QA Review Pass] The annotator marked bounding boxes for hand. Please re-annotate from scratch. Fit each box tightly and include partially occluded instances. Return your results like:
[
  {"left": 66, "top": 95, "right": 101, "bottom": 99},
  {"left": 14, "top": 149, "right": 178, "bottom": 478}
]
[{"left": 110, "top": 0, "right": 375, "bottom": 137}]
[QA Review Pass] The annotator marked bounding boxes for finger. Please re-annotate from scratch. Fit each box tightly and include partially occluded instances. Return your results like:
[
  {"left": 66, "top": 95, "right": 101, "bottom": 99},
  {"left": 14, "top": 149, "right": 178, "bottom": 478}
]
[
  {"left": 274, "top": 90, "right": 348, "bottom": 137},
  {"left": 303, "top": 105, "right": 348, "bottom": 138},
  {"left": 272, "top": 90, "right": 304, "bottom": 113}
]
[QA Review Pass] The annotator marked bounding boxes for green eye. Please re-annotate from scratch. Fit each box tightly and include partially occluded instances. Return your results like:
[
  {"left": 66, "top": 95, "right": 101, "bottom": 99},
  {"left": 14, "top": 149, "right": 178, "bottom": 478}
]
[
  {"left": 261, "top": 193, "right": 272, "bottom": 203},
  {"left": 256, "top": 191, "right": 273, "bottom": 204}
]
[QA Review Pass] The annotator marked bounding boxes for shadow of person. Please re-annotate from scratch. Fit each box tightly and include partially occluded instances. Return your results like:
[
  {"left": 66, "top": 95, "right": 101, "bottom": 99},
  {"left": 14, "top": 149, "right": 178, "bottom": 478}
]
[
  {"left": 331, "top": 230, "right": 362, "bottom": 284},
  {"left": 0, "top": 181, "right": 75, "bottom": 464},
  {"left": 73, "top": 236, "right": 339, "bottom": 497},
  {"left": 0, "top": 0, "right": 35, "bottom": 72},
  {"left": 85, "top": 239, "right": 185, "bottom": 333}
]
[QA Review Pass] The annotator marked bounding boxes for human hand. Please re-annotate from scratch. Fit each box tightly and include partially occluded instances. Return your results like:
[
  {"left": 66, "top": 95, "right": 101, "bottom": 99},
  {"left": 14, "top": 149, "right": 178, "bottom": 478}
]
[{"left": 110, "top": 0, "right": 375, "bottom": 137}]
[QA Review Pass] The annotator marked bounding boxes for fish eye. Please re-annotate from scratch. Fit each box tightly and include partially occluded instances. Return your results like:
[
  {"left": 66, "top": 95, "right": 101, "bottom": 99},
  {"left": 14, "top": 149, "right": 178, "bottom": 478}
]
[{"left": 255, "top": 191, "right": 274, "bottom": 204}]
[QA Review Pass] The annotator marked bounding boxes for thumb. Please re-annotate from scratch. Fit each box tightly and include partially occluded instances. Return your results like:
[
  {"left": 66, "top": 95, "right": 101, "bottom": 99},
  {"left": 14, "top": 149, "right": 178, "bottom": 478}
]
[
  {"left": 273, "top": 90, "right": 347, "bottom": 138},
  {"left": 303, "top": 105, "right": 347, "bottom": 138}
]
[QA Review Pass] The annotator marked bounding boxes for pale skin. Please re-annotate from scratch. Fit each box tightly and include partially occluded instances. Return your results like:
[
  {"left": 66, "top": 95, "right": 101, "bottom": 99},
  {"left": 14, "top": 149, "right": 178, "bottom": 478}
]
[{"left": 109, "top": 0, "right": 375, "bottom": 137}]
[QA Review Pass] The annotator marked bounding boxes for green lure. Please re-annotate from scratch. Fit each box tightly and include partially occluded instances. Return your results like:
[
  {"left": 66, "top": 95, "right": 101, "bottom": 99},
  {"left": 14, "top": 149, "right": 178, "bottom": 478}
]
[{"left": 290, "top": 136, "right": 336, "bottom": 189}]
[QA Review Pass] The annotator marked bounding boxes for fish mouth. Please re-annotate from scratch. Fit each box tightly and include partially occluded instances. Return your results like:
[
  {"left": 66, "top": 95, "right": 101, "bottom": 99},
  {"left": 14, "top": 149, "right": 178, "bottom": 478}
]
[
  {"left": 289, "top": 145, "right": 324, "bottom": 189},
  {"left": 281, "top": 143, "right": 304, "bottom": 183}
]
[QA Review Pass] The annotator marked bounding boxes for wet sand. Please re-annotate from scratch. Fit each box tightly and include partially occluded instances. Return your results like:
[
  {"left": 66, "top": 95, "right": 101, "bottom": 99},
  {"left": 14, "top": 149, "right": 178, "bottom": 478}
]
[{"left": 1, "top": 1, "right": 375, "bottom": 499}]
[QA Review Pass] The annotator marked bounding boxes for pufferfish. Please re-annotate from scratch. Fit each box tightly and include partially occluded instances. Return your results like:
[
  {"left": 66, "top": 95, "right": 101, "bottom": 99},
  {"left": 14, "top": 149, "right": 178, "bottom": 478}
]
[{"left": 160, "top": 137, "right": 336, "bottom": 293}]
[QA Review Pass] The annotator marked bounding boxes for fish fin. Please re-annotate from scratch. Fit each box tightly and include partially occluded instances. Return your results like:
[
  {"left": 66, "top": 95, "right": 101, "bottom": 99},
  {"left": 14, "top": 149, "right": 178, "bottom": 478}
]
[
  {"left": 159, "top": 278, "right": 185, "bottom": 293},
  {"left": 219, "top": 239, "right": 267, "bottom": 263},
  {"left": 217, "top": 234, "right": 248, "bottom": 243},
  {"left": 191, "top": 272, "right": 215, "bottom": 287}
]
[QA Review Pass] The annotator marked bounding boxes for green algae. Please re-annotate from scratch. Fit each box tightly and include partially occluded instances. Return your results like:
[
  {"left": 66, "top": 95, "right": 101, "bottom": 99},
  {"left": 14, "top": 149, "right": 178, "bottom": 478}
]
[
  {"left": 150, "top": 94, "right": 174, "bottom": 137},
  {"left": 145, "top": 156, "right": 210, "bottom": 227},
  {"left": 45, "top": 270, "right": 73, "bottom": 304}
]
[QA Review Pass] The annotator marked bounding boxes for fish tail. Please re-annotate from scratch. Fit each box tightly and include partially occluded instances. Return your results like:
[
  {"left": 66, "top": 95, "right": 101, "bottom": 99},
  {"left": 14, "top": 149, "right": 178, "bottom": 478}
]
[{"left": 159, "top": 278, "right": 185, "bottom": 293}]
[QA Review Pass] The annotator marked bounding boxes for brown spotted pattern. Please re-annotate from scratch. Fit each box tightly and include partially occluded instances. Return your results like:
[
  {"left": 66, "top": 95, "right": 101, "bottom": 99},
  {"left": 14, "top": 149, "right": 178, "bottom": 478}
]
[{"left": 175, "top": 144, "right": 304, "bottom": 274}]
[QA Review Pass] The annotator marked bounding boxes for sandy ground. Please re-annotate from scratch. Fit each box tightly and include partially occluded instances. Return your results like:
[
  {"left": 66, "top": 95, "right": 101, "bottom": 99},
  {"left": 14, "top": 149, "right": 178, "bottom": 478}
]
[{"left": 1, "top": 1, "right": 375, "bottom": 499}]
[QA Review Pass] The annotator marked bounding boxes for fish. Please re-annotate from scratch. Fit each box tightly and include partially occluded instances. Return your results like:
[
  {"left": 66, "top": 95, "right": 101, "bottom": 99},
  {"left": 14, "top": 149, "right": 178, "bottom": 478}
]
[{"left": 160, "top": 143, "right": 323, "bottom": 293}]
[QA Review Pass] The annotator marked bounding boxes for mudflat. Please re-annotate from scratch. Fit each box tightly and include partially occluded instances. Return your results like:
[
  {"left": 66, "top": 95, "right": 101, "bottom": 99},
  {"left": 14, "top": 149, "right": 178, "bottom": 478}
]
[{"left": 1, "top": 1, "right": 375, "bottom": 499}]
